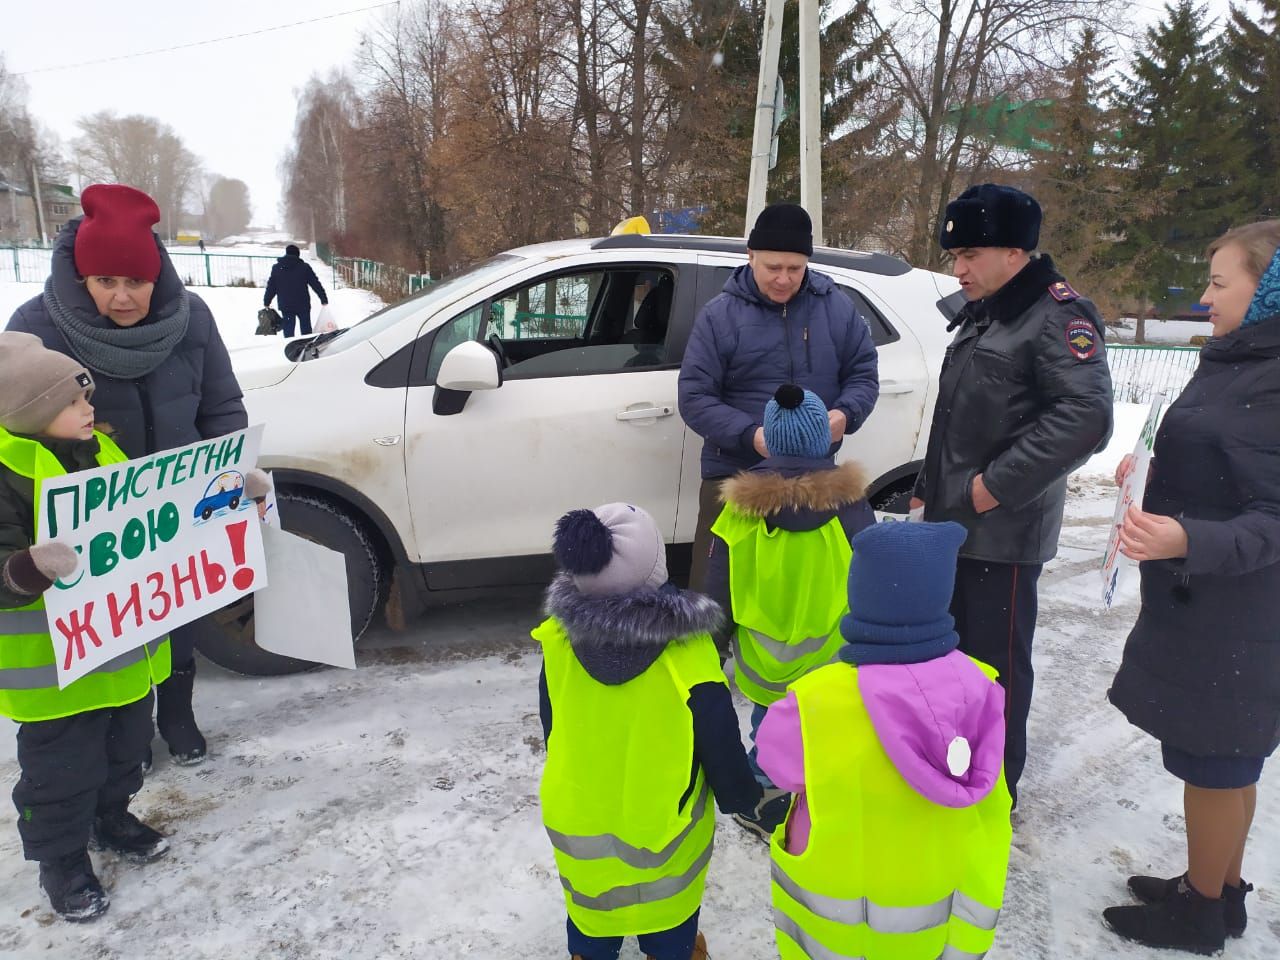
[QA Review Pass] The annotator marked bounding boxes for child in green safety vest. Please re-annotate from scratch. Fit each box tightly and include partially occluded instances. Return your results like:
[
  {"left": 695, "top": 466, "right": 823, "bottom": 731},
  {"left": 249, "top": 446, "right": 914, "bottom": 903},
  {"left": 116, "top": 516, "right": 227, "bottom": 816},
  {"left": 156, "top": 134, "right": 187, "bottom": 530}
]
[
  {"left": 0, "top": 331, "right": 172, "bottom": 922},
  {"left": 704, "top": 383, "right": 874, "bottom": 843},
  {"left": 757, "top": 520, "right": 1012, "bottom": 960},
  {"left": 535, "top": 502, "right": 762, "bottom": 960}
]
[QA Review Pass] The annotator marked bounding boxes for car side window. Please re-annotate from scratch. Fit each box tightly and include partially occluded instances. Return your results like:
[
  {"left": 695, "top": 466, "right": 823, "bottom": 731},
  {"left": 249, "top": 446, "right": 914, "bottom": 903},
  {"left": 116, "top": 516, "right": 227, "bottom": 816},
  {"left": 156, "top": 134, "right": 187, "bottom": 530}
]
[
  {"left": 487, "top": 267, "right": 678, "bottom": 378},
  {"left": 425, "top": 303, "right": 486, "bottom": 384},
  {"left": 836, "top": 284, "right": 900, "bottom": 347}
]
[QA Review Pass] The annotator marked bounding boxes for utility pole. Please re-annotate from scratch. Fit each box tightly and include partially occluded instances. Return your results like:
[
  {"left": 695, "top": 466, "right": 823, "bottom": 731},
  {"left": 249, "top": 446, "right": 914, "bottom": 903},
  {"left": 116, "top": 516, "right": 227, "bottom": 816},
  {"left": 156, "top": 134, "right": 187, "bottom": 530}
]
[
  {"left": 745, "top": 0, "right": 785, "bottom": 235},
  {"left": 744, "top": 0, "right": 823, "bottom": 246},
  {"left": 30, "top": 162, "right": 47, "bottom": 245},
  {"left": 798, "top": 0, "right": 823, "bottom": 245}
]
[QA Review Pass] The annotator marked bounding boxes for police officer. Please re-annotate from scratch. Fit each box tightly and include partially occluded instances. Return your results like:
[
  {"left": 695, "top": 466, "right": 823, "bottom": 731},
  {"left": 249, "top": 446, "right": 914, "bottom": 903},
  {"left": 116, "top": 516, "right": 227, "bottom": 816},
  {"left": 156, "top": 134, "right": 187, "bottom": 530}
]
[{"left": 910, "top": 184, "right": 1113, "bottom": 806}]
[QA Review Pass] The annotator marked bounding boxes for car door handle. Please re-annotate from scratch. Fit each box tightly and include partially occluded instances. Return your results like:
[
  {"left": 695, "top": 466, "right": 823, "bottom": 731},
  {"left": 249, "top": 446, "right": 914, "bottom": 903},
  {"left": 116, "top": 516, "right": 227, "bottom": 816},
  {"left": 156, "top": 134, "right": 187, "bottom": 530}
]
[
  {"left": 880, "top": 380, "right": 915, "bottom": 395},
  {"left": 617, "top": 404, "right": 674, "bottom": 421}
]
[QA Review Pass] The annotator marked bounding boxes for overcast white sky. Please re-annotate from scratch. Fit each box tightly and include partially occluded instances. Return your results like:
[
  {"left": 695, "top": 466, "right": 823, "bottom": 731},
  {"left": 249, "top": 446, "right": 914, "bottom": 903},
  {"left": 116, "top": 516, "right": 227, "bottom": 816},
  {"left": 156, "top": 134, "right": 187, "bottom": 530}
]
[{"left": 3, "top": 0, "right": 1250, "bottom": 229}]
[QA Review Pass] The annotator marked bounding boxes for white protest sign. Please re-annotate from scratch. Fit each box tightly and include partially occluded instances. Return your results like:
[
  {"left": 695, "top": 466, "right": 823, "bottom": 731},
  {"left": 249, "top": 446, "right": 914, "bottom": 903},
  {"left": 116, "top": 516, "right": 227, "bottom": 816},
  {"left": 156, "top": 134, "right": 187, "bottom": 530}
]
[
  {"left": 254, "top": 525, "right": 355, "bottom": 670},
  {"left": 1101, "top": 396, "right": 1165, "bottom": 609},
  {"left": 38, "top": 426, "right": 267, "bottom": 688}
]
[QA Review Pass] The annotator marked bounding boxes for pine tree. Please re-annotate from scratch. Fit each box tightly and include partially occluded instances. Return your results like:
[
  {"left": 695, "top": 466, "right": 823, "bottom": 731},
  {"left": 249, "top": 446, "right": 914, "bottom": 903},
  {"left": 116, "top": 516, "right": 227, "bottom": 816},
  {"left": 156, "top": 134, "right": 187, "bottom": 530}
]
[
  {"left": 1113, "top": 1, "right": 1252, "bottom": 308},
  {"left": 1224, "top": 0, "right": 1280, "bottom": 217}
]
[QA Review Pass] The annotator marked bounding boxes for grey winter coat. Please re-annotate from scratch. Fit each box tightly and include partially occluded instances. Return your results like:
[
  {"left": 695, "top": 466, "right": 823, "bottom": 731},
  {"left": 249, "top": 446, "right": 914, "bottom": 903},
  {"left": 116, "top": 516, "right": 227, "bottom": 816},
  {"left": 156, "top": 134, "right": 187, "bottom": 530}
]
[
  {"left": 1108, "top": 315, "right": 1280, "bottom": 758},
  {"left": 914, "top": 256, "right": 1113, "bottom": 564},
  {"left": 7, "top": 221, "right": 248, "bottom": 459},
  {"left": 678, "top": 265, "right": 879, "bottom": 479}
]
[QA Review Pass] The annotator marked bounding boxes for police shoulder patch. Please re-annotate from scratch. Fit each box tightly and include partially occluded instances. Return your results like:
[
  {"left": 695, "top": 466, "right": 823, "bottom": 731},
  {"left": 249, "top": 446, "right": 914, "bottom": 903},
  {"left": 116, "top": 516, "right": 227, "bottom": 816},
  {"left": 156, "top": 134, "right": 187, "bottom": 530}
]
[
  {"left": 1065, "top": 317, "right": 1098, "bottom": 360},
  {"left": 1048, "top": 280, "right": 1080, "bottom": 303}
]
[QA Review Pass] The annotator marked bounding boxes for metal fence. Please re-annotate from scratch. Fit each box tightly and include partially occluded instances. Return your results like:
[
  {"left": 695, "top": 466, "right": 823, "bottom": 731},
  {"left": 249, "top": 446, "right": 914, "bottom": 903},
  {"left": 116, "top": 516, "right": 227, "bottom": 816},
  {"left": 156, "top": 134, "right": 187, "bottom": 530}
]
[
  {"left": 331, "top": 256, "right": 430, "bottom": 296},
  {"left": 0, "top": 246, "right": 281, "bottom": 288},
  {"left": 1107, "top": 344, "right": 1200, "bottom": 404}
]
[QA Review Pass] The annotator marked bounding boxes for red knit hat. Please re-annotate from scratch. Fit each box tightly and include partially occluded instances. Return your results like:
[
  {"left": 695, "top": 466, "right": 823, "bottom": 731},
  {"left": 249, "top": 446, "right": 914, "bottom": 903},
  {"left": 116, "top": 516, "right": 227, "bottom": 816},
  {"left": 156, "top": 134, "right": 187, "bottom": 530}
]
[{"left": 74, "top": 184, "right": 162, "bottom": 282}]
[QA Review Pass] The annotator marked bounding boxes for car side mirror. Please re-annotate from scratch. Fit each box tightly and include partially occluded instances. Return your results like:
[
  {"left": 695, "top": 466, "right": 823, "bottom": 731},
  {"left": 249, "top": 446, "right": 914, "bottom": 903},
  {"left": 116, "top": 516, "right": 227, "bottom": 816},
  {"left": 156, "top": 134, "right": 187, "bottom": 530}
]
[
  {"left": 437, "top": 341, "right": 501, "bottom": 391},
  {"left": 433, "top": 341, "right": 501, "bottom": 416}
]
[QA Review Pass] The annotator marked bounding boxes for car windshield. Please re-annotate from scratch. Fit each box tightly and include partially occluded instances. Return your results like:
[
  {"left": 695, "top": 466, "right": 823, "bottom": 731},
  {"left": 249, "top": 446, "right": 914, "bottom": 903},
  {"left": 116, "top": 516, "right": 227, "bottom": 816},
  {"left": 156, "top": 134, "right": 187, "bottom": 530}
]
[{"left": 314, "top": 254, "right": 523, "bottom": 357}]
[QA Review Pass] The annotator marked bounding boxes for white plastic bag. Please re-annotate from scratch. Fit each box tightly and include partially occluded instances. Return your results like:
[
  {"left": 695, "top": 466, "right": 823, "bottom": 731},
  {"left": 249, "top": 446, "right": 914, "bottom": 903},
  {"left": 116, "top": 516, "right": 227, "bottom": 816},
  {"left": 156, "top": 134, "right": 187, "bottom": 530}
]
[{"left": 314, "top": 305, "right": 338, "bottom": 334}]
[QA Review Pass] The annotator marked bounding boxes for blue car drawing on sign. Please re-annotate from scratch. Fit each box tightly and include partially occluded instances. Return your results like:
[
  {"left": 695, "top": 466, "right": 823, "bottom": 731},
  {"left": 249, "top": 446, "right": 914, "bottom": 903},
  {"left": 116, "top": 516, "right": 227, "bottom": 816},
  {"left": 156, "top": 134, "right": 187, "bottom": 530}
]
[{"left": 193, "top": 471, "right": 246, "bottom": 521}]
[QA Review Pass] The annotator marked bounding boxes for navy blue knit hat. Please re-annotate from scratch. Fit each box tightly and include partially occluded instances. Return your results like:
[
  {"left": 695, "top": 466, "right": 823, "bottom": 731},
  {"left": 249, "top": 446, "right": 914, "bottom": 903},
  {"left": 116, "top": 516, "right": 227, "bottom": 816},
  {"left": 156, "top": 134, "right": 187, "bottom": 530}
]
[
  {"left": 764, "top": 384, "right": 830, "bottom": 459},
  {"left": 939, "top": 184, "right": 1041, "bottom": 251},
  {"left": 840, "top": 520, "right": 968, "bottom": 665}
]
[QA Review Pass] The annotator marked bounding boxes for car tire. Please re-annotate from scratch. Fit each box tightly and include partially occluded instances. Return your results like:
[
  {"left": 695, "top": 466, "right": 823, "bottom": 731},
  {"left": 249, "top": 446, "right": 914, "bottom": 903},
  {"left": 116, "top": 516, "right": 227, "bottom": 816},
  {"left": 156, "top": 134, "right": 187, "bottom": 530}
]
[{"left": 196, "top": 491, "right": 386, "bottom": 676}]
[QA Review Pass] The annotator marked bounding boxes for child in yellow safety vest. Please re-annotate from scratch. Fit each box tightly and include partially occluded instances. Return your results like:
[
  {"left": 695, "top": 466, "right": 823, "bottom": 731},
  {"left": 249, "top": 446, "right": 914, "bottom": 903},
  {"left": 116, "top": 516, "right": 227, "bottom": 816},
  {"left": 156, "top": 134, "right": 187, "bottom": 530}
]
[
  {"left": 535, "top": 502, "right": 762, "bottom": 960},
  {"left": 757, "top": 520, "right": 1013, "bottom": 960},
  {"left": 0, "top": 331, "right": 172, "bottom": 922},
  {"left": 704, "top": 383, "right": 874, "bottom": 842}
]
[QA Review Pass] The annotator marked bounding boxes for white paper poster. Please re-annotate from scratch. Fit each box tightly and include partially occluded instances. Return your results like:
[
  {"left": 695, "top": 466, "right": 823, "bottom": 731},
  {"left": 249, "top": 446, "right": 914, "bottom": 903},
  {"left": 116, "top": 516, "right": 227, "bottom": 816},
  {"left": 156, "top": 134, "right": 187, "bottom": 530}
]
[
  {"left": 1101, "top": 396, "right": 1166, "bottom": 609},
  {"left": 38, "top": 426, "right": 267, "bottom": 688}
]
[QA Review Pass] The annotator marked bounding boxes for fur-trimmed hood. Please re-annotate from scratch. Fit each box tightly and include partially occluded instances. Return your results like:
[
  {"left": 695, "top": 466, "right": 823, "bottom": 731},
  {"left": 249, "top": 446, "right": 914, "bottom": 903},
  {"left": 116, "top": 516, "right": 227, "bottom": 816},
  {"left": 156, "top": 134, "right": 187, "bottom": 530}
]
[
  {"left": 720, "top": 458, "right": 868, "bottom": 532},
  {"left": 544, "top": 574, "right": 723, "bottom": 684}
]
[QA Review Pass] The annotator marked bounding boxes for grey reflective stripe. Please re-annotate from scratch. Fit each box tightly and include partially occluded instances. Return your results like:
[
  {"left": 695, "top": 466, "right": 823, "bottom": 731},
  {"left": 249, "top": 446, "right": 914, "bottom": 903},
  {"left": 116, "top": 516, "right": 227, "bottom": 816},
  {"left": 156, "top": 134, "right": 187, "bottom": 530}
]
[
  {"left": 774, "top": 907, "right": 864, "bottom": 959},
  {"left": 0, "top": 638, "right": 165, "bottom": 691},
  {"left": 772, "top": 861, "right": 997, "bottom": 935},
  {"left": 731, "top": 637, "right": 789, "bottom": 693},
  {"left": 747, "top": 628, "right": 832, "bottom": 664},
  {"left": 562, "top": 837, "right": 713, "bottom": 911},
  {"left": 0, "top": 608, "right": 48, "bottom": 634},
  {"left": 952, "top": 890, "right": 1000, "bottom": 930},
  {"left": 546, "top": 781, "right": 710, "bottom": 868},
  {"left": 0, "top": 662, "right": 58, "bottom": 690},
  {"left": 939, "top": 946, "right": 988, "bottom": 960}
]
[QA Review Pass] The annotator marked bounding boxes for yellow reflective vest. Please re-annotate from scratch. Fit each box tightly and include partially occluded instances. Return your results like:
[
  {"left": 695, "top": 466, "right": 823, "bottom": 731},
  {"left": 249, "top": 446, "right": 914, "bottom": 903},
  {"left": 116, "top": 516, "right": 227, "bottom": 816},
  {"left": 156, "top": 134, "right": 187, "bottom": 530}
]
[
  {"left": 535, "top": 615, "right": 725, "bottom": 937},
  {"left": 712, "top": 503, "right": 851, "bottom": 706},
  {"left": 0, "top": 427, "right": 171, "bottom": 722},
  {"left": 772, "top": 661, "right": 1012, "bottom": 960}
]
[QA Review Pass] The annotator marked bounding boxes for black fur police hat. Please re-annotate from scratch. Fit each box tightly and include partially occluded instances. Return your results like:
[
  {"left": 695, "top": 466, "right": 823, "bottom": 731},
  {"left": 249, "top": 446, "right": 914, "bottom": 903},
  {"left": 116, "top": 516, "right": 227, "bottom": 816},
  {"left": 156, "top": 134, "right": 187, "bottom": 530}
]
[{"left": 939, "top": 184, "right": 1041, "bottom": 251}]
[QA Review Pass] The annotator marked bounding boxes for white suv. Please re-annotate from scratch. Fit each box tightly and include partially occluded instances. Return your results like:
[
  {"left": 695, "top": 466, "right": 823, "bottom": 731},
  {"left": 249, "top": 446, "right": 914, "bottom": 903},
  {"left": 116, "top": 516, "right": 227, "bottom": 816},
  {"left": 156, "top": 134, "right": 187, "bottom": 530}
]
[{"left": 206, "top": 234, "right": 962, "bottom": 674}]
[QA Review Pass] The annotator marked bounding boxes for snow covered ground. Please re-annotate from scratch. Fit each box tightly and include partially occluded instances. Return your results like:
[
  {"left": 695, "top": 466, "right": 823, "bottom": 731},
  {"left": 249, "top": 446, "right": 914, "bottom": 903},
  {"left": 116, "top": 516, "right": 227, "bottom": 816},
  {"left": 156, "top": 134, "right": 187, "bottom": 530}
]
[
  {"left": 0, "top": 400, "right": 1274, "bottom": 958},
  {"left": 0, "top": 281, "right": 384, "bottom": 353},
  {"left": 1109, "top": 317, "right": 1214, "bottom": 346},
  {"left": 0, "top": 273, "right": 1274, "bottom": 957}
]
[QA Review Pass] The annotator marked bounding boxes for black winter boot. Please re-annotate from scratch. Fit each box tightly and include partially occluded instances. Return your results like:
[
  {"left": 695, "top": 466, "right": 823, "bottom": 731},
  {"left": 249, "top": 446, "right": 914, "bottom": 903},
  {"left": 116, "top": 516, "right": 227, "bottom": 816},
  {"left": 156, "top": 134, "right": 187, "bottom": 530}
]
[
  {"left": 1104, "top": 876, "right": 1226, "bottom": 955},
  {"left": 90, "top": 804, "right": 170, "bottom": 862},
  {"left": 38, "top": 849, "right": 109, "bottom": 922},
  {"left": 1129, "top": 872, "right": 1253, "bottom": 937},
  {"left": 156, "top": 663, "right": 207, "bottom": 765}
]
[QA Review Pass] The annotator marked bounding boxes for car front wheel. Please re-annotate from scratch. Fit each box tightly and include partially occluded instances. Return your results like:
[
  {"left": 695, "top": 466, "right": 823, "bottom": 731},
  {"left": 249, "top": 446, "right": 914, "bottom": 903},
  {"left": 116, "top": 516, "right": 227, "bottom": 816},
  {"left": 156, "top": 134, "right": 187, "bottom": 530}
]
[{"left": 196, "top": 491, "right": 386, "bottom": 676}]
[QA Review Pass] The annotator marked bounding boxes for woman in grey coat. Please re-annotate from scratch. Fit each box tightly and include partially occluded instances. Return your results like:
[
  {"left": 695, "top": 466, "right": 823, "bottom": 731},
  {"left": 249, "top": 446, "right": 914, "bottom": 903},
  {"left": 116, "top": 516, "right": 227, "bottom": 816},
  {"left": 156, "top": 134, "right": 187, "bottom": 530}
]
[
  {"left": 7, "top": 184, "right": 248, "bottom": 768},
  {"left": 1103, "top": 220, "right": 1280, "bottom": 955}
]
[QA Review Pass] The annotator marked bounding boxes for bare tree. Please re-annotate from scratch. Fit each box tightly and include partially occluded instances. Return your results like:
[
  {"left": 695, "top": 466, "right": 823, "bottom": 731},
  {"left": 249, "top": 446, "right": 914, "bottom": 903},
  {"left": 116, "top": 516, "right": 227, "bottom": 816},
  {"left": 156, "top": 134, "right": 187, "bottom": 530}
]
[
  {"left": 73, "top": 112, "right": 202, "bottom": 241},
  {"left": 855, "top": 0, "right": 1129, "bottom": 268},
  {"left": 205, "top": 177, "right": 252, "bottom": 240},
  {"left": 281, "top": 71, "right": 359, "bottom": 243}
]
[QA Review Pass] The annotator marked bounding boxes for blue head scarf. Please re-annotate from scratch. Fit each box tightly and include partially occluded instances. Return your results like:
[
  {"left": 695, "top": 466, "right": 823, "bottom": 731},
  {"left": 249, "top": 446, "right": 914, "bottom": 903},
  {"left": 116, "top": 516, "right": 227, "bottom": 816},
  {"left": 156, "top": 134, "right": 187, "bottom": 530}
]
[{"left": 1243, "top": 246, "right": 1280, "bottom": 327}]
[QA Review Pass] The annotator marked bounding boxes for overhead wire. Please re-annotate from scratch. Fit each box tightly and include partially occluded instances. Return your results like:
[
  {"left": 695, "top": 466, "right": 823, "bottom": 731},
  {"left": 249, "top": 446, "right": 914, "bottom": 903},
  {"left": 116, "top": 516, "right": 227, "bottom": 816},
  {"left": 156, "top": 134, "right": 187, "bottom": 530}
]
[{"left": 15, "top": 1, "right": 400, "bottom": 76}]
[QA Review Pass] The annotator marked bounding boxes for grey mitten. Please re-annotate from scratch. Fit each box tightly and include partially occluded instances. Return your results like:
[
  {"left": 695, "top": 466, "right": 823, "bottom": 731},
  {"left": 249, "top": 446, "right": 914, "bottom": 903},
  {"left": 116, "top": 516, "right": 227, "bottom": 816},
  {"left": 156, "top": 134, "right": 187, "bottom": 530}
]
[
  {"left": 245, "top": 468, "right": 272, "bottom": 501},
  {"left": 2, "top": 540, "right": 79, "bottom": 596}
]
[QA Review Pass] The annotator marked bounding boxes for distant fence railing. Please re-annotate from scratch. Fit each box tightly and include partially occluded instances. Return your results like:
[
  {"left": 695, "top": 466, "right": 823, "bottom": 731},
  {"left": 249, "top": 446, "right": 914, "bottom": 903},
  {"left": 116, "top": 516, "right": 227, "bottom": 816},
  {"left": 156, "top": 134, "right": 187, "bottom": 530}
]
[
  {"left": 0, "top": 246, "right": 280, "bottom": 288},
  {"left": 330, "top": 256, "right": 430, "bottom": 296},
  {"left": 1108, "top": 343, "right": 1200, "bottom": 404}
]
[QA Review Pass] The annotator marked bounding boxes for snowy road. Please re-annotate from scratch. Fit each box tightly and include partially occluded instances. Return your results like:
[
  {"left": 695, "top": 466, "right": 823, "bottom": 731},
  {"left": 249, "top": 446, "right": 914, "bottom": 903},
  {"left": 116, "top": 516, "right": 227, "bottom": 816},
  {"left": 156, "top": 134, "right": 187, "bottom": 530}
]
[{"left": 1, "top": 475, "right": 1277, "bottom": 959}]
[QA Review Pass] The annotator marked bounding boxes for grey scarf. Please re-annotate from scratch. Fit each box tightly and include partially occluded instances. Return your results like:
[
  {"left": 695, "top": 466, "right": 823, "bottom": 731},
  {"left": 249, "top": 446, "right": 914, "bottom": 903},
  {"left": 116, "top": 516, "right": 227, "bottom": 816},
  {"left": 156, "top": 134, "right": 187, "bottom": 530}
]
[{"left": 42, "top": 275, "right": 191, "bottom": 379}]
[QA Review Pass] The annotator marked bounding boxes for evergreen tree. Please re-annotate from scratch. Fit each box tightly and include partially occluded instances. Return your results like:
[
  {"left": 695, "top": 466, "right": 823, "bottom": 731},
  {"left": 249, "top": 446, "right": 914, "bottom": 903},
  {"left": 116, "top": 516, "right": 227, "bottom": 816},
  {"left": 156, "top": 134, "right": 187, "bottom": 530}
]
[
  {"left": 1113, "top": 1, "right": 1252, "bottom": 308},
  {"left": 1224, "top": 0, "right": 1280, "bottom": 217},
  {"left": 1033, "top": 28, "right": 1148, "bottom": 316}
]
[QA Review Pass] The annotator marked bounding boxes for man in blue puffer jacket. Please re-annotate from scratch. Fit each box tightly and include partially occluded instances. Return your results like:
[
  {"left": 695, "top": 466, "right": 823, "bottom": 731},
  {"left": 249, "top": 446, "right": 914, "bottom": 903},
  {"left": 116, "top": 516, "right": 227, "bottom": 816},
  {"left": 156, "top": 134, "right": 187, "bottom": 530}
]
[{"left": 678, "top": 203, "right": 879, "bottom": 593}]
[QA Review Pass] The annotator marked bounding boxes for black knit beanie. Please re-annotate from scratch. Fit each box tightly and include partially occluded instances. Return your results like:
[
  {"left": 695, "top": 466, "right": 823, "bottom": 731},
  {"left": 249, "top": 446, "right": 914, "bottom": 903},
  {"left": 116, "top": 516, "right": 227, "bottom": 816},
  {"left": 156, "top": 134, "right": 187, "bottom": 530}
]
[{"left": 748, "top": 203, "right": 813, "bottom": 256}]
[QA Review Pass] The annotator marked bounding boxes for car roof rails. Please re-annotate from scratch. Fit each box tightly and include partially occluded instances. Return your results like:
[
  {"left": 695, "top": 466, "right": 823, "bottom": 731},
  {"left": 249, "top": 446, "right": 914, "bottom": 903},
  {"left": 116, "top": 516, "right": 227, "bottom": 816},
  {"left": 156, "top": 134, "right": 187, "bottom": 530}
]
[{"left": 590, "top": 233, "right": 912, "bottom": 277}]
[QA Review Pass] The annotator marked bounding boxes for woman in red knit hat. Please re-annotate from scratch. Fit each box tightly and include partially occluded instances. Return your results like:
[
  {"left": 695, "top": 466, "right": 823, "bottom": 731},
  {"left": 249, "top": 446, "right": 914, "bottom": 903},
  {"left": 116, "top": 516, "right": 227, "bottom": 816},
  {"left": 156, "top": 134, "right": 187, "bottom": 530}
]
[{"left": 6, "top": 184, "right": 249, "bottom": 772}]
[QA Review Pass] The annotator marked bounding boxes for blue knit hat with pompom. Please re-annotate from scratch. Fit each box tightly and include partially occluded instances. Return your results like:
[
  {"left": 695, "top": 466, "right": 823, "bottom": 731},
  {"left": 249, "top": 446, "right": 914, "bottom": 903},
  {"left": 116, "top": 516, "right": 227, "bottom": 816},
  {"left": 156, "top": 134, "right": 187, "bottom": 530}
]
[
  {"left": 764, "top": 383, "right": 831, "bottom": 459},
  {"left": 552, "top": 502, "right": 668, "bottom": 597}
]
